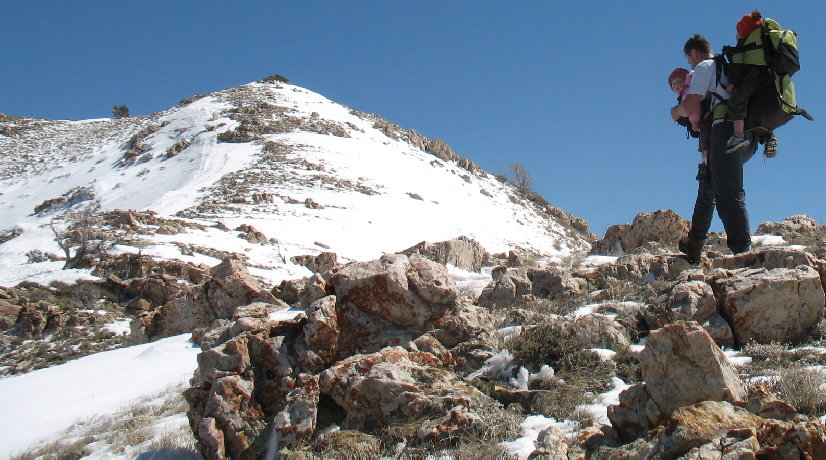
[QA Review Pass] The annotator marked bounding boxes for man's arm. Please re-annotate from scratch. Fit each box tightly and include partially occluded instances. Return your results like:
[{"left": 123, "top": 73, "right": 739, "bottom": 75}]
[{"left": 671, "top": 94, "right": 702, "bottom": 121}]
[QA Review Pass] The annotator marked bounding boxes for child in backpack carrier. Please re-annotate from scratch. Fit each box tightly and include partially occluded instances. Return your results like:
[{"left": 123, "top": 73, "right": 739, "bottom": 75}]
[
  {"left": 725, "top": 10, "right": 778, "bottom": 156},
  {"left": 669, "top": 67, "right": 710, "bottom": 182}
]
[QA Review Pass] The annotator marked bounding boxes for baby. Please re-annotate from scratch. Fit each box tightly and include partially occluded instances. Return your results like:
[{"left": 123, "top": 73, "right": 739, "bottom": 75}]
[{"left": 670, "top": 67, "right": 710, "bottom": 182}]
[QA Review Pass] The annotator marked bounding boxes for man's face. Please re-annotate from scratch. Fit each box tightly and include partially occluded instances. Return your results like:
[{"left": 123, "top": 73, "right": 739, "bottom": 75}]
[{"left": 685, "top": 50, "right": 703, "bottom": 69}]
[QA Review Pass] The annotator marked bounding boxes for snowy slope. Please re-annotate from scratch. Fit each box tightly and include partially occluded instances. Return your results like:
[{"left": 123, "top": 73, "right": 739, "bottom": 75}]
[
  {"left": 0, "top": 79, "right": 591, "bottom": 288},
  {"left": 0, "top": 334, "right": 200, "bottom": 456}
]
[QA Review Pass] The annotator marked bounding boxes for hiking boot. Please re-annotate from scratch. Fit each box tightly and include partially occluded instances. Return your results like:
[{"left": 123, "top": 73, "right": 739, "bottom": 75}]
[
  {"left": 678, "top": 237, "right": 703, "bottom": 265},
  {"left": 695, "top": 163, "right": 709, "bottom": 182},
  {"left": 725, "top": 134, "right": 751, "bottom": 154},
  {"left": 764, "top": 135, "right": 778, "bottom": 158}
]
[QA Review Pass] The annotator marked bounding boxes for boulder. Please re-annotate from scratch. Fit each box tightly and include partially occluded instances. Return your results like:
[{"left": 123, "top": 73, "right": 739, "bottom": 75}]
[
  {"left": 318, "top": 346, "right": 491, "bottom": 431},
  {"left": 528, "top": 266, "right": 586, "bottom": 299},
  {"left": 607, "top": 383, "right": 664, "bottom": 442},
  {"left": 654, "top": 401, "right": 763, "bottom": 458},
  {"left": 666, "top": 280, "right": 733, "bottom": 347},
  {"left": 530, "top": 425, "right": 569, "bottom": 459},
  {"left": 290, "top": 251, "right": 338, "bottom": 273},
  {"left": 303, "top": 295, "right": 340, "bottom": 363},
  {"left": 639, "top": 321, "right": 745, "bottom": 415},
  {"left": 400, "top": 236, "right": 488, "bottom": 272},
  {"left": 711, "top": 265, "right": 825, "bottom": 344},
  {"left": 186, "top": 320, "right": 306, "bottom": 459},
  {"left": 477, "top": 268, "right": 532, "bottom": 307},
  {"left": 425, "top": 138, "right": 456, "bottom": 162},
  {"left": 331, "top": 253, "right": 457, "bottom": 328},
  {"left": 431, "top": 304, "right": 496, "bottom": 348},
  {"left": 185, "top": 254, "right": 499, "bottom": 458}
]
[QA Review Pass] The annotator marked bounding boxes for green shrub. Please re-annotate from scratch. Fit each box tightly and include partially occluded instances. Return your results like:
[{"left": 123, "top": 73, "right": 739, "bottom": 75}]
[{"left": 508, "top": 323, "right": 615, "bottom": 394}]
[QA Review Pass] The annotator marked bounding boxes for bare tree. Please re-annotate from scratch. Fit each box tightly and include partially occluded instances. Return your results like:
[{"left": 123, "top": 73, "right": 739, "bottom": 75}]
[
  {"left": 50, "top": 207, "right": 112, "bottom": 269},
  {"left": 509, "top": 162, "right": 534, "bottom": 191}
]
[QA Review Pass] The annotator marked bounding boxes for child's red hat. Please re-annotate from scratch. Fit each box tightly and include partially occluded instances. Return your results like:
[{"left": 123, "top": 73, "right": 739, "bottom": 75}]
[
  {"left": 669, "top": 68, "right": 689, "bottom": 87},
  {"left": 737, "top": 11, "right": 763, "bottom": 39}
]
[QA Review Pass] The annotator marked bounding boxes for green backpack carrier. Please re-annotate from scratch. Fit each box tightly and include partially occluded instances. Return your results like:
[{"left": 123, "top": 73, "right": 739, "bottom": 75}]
[{"left": 722, "top": 17, "right": 813, "bottom": 131}]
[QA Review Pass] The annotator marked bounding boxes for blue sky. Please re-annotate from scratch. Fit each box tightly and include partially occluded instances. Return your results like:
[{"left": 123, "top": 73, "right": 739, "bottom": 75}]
[{"left": 2, "top": 1, "right": 824, "bottom": 237}]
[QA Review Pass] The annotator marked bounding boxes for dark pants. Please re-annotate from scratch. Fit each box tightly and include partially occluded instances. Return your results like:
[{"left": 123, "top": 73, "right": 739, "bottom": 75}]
[{"left": 688, "top": 120, "right": 756, "bottom": 253}]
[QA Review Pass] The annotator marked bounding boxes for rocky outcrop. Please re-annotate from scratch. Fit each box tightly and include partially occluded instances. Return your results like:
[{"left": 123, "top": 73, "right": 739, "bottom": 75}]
[
  {"left": 755, "top": 214, "right": 820, "bottom": 238},
  {"left": 400, "top": 236, "right": 488, "bottom": 272},
  {"left": 128, "top": 257, "right": 279, "bottom": 341},
  {"left": 590, "top": 209, "right": 690, "bottom": 255},
  {"left": 711, "top": 246, "right": 821, "bottom": 271},
  {"left": 184, "top": 253, "right": 508, "bottom": 459},
  {"left": 575, "top": 253, "right": 694, "bottom": 289},
  {"left": 478, "top": 266, "right": 587, "bottom": 307}
]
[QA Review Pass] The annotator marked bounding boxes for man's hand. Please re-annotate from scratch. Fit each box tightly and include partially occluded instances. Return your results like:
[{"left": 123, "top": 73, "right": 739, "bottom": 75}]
[{"left": 671, "top": 93, "right": 702, "bottom": 122}]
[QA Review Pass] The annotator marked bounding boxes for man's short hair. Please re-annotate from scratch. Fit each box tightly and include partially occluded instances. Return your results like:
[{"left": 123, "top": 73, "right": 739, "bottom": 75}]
[{"left": 683, "top": 34, "right": 713, "bottom": 56}]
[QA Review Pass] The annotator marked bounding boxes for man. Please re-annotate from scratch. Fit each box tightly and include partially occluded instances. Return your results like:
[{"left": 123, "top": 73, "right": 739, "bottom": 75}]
[{"left": 671, "top": 34, "right": 757, "bottom": 264}]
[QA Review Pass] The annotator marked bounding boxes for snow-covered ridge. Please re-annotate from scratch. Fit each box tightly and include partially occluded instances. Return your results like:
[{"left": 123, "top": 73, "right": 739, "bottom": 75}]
[{"left": 0, "top": 79, "right": 592, "bottom": 288}]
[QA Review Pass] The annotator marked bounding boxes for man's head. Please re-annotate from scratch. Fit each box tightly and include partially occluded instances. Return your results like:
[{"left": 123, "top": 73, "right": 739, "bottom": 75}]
[{"left": 683, "top": 34, "right": 713, "bottom": 69}]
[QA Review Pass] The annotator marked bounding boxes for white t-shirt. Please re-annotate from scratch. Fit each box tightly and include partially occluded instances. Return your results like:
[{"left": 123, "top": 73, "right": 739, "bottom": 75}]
[{"left": 686, "top": 58, "right": 729, "bottom": 112}]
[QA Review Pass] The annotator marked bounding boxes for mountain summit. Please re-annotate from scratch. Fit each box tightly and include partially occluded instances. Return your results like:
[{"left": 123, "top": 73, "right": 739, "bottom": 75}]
[{"left": 0, "top": 77, "right": 591, "bottom": 286}]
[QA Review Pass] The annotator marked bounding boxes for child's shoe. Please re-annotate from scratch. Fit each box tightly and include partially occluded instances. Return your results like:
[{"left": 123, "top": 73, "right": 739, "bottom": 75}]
[
  {"left": 764, "top": 135, "right": 778, "bottom": 158},
  {"left": 695, "top": 163, "right": 709, "bottom": 182},
  {"left": 725, "top": 134, "right": 750, "bottom": 154}
]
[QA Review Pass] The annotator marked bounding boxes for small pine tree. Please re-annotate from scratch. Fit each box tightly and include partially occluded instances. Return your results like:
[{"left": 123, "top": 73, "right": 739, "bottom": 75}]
[
  {"left": 113, "top": 105, "right": 130, "bottom": 118},
  {"left": 261, "top": 74, "right": 290, "bottom": 84}
]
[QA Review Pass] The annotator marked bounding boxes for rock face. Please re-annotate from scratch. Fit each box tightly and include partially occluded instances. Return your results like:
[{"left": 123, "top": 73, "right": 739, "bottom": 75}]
[
  {"left": 711, "top": 265, "right": 825, "bottom": 345},
  {"left": 640, "top": 321, "right": 745, "bottom": 414},
  {"left": 590, "top": 209, "right": 690, "bottom": 255},
  {"left": 400, "top": 236, "right": 489, "bottom": 272}
]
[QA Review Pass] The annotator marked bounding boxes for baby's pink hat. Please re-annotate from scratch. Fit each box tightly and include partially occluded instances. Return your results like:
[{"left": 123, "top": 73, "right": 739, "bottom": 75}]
[{"left": 669, "top": 68, "right": 689, "bottom": 87}]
